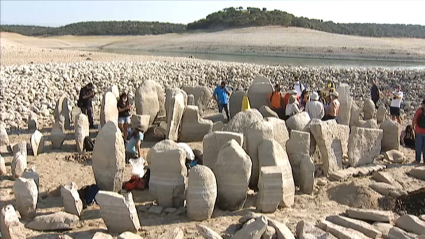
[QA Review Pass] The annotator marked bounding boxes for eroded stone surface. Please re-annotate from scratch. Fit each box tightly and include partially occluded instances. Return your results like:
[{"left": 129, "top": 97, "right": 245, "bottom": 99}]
[
  {"left": 13, "top": 177, "right": 38, "bottom": 220},
  {"left": 348, "top": 127, "right": 383, "bottom": 167},
  {"left": 61, "top": 182, "right": 83, "bottom": 217}
]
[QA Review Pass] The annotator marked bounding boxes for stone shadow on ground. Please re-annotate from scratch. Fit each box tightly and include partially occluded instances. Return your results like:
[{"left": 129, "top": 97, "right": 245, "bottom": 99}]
[{"left": 27, "top": 229, "right": 110, "bottom": 239}]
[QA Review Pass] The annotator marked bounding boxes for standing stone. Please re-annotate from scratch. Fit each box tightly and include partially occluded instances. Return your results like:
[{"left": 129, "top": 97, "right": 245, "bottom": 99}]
[
  {"left": 336, "top": 83, "right": 352, "bottom": 126},
  {"left": 54, "top": 95, "right": 71, "bottom": 130},
  {"left": 229, "top": 91, "right": 245, "bottom": 118},
  {"left": 253, "top": 75, "right": 272, "bottom": 84},
  {"left": 380, "top": 120, "right": 400, "bottom": 151},
  {"left": 92, "top": 121, "right": 125, "bottom": 192},
  {"left": 61, "top": 182, "right": 83, "bottom": 217},
  {"left": 348, "top": 127, "right": 383, "bottom": 167},
  {"left": 146, "top": 139, "right": 185, "bottom": 165},
  {"left": 0, "top": 124, "right": 10, "bottom": 153},
  {"left": 0, "top": 155, "right": 6, "bottom": 176},
  {"left": 233, "top": 216, "right": 268, "bottom": 239},
  {"left": 187, "top": 94, "right": 195, "bottom": 106},
  {"left": 247, "top": 78, "right": 273, "bottom": 109},
  {"left": 258, "top": 139, "right": 288, "bottom": 168},
  {"left": 286, "top": 130, "right": 311, "bottom": 187},
  {"left": 12, "top": 148, "right": 27, "bottom": 179},
  {"left": 358, "top": 119, "right": 379, "bottom": 129},
  {"left": 214, "top": 140, "right": 251, "bottom": 211},
  {"left": 182, "top": 86, "right": 212, "bottom": 114},
  {"left": 50, "top": 122, "right": 66, "bottom": 149},
  {"left": 107, "top": 85, "right": 119, "bottom": 99},
  {"left": 71, "top": 107, "right": 82, "bottom": 125},
  {"left": 299, "top": 157, "right": 315, "bottom": 195},
  {"left": 309, "top": 119, "right": 342, "bottom": 175},
  {"left": 363, "top": 99, "right": 376, "bottom": 120},
  {"left": 286, "top": 112, "right": 311, "bottom": 132},
  {"left": 131, "top": 114, "right": 150, "bottom": 133},
  {"left": 259, "top": 105, "right": 278, "bottom": 118},
  {"left": 95, "top": 191, "right": 141, "bottom": 234},
  {"left": 225, "top": 109, "right": 263, "bottom": 133},
  {"left": 1, "top": 205, "right": 25, "bottom": 239},
  {"left": 187, "top": 165, "right": 217, "bottom": 221},
  {"left": 22, "top": 168, "right": 39, "bottom": 189},
  {"left": 179, "top": 106, "right": 213, "bottom": 142},
  {"left": 28, "top": 112, "right": 38, "bottom": 131},
  {"left": 30, "top": 130, "right": 44, "bottom": 156},
  {"left": 100, "top": 92, "right": 119, "bottom": 127},
  {"left": 350, "top": 101, "right": 361, "bottom": 128},
  {"left": 202, "top": 131, "right": 243, "bottom": 170},
  {"left": 377, "top": 105, "right": 387, "bottom": 124},
  {"left": 257, "top": 166, "right": 285, "bottom": 213},
  {"left": 166, "top": 89, "right": 185, "bottom": 141},
  {"left": 13, "top": 177, "right": 38, "bottom": 220},
  {"left": 136, "top": 80, "right": 161, "bottom": 125},
  {"left": 75, "top": 113, "right": 89, "bottom": 153},
  {"left": 265, "top": 117, "right": 290, "bottom": 149},
  {"left": 149, "top": 147, "right": 187, "bottom": 208},
  {"left": 155, "top": 82, "right": 166, "bottom": 117}
]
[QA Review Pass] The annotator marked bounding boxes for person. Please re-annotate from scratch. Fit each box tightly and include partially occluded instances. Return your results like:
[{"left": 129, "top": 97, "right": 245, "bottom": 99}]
[
  {"left": 400, "top": 125, "right": 415, "bottom": 150},
  {"left": 285, "top": 95, "right": 301, "bottom": 120},
  {"left": 294, "top": 79, "right": 305, "bottom": 98},
  {"left": 125, "top": 126, "right": 144, "bottom": 164},
  {"left": 267, "top": 84, "right": 285, "bottom": 118},
  {"left": 412, "top": 99, "right": 425, "bottom": 163},
  {"left": 370, "top": 79, "right": 380, "bottom": 109},
  {"left": 324, "top": 91, "right": 340, "bottom": 120},
  {"left": 390, "top": 84, "right": 403, "bottom": 125},
  {"left": 321, "top": 81, "right": 335, "bottom": 105},
  {"left": 300, "top": 89, "right": 310, "bottom": 109},
  {"left": 78, "top": 83, "right": 96, "bottom": 129},
  {"left": 284, "top": 90, "right": 299, "bottom": 107},
  {"left": 117, "top": 93, "right": 131, "bottom": 141},
  {"left": 213, "top": 81, "right": 231, "bottom": 120},
  {"left": 306, "top": 92, "right": 325, "bottom": 120}
]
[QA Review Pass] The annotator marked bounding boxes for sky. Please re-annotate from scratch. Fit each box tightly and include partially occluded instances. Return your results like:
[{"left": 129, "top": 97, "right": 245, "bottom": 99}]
[{"left": 1, "top": 1, "right": 424, "bottom": 27}]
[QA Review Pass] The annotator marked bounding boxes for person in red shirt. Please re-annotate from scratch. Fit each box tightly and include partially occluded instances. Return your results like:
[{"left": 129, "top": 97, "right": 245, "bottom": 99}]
[{"left": 412, "top": 99, "right": 425, "bottom": 163}]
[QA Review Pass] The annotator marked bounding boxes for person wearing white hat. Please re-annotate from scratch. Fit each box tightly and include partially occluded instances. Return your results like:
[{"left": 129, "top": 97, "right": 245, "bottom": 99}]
[
  {"left": 324, "top": 91, "right": 340, "bottom": 121},
  {"left": 285, "top": 95, "right": 301, "bottom": 120},
  {"left": 284, "top": 89, "right": 299, "bottom": 107},
  {"left": 306, "top": 92, "right": 325, "bottom": 120}
]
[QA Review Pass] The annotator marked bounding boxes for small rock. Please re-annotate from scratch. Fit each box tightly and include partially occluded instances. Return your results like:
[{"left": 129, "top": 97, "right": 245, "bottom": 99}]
[
  {"left": 148, "top": 205, "right": 164, "bottom": 215},
  {"left": 196, "top": 224, "right": 223, "bottom": 239},
  {"left": 317, "top": 179, "right": 328, "bottom": 186},
  {"left": 118, "top": 231, "right": 143, "bottom": 239}
]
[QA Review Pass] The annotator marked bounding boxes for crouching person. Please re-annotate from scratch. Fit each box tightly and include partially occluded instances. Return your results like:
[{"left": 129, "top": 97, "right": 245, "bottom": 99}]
[{"left": 125, "top": 124, "right": 144, "bottom": 164}]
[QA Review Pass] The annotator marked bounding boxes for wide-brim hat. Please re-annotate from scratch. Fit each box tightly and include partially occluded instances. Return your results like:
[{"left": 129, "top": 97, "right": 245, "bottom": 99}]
[
  {"left": 331, "top": 91, "right": 339, "bottom": 97},
  {"left": 288, "top": 90, "right": 298, "bottom": 95},
  {"left": 311, "top": 92, "right": 319, "bottom": 101}
]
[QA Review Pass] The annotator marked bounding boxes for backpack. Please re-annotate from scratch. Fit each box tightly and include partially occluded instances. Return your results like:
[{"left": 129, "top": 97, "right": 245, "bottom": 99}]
[
  {"left": 418, "top": 108, "right": 425, "bottom": 129},
  {"left": 78, "top": 184, "right": 99, "bottom": 209},
  {"left": 84, "top": 136, "right": 94, "bottom": 151}
]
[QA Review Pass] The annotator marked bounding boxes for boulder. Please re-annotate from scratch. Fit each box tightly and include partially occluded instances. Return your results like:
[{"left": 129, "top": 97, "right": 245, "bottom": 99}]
[
  {"left": 229, "top": 91, "right": 245, "bottom": 118},
  {"left": 107, "top": 85, "right": 119, "bottom": 99},
  {"left": 13, "top": 177, "right": 38, "bottom": 220},
  {"left": 214, "top": 140, "right": 251, "bottom": 211},
  {"left": 377, "top": 105, "right": 387, "bottom": 124},
  {"left": 350, "top": 102, "right": 361, "bottom": 128},
  {"left": 348, "top": 127, "right": 383, "bottom": 167},
  {"left": 131, "top": 114, "right": 150, "bottom": 133},
  {"left": 286, "top": 112, "right": 311, "bottom": 132},
  {"left": 336, "top": 83, "right": 352, "bottom": 126},
  {"left": 26, "top": 212, "right": 79, "bottom": 231},
  {"left": 146, "top": 139, "right": 185, "bottom": 164},
  {"left": 50, "top": 122, "right": 66, "bottom": 149},
  {"left": 380, "top": 120, "right": 400, "bottom": 151},
  {"left": 1, "top": 205, "right": 25, "bottom": 239},
  {"left": 28, "top": 112, "right": 38, "bottom": 131},
  {"left": 247, "top": 81, "right": 273, "bottom": 110},
  {"left": 136, "top": 80, "right": 161, "bottom": 125},
  {"left": 202, "top": 131, "right": 243, "bottom": 170},
  {"left": 100, "top": 91, "right": 119, "bottom": 127},
  {"left": 326, "top": 215, "right": 382, "bottom": 238},
  {"left": 22, "top": 168, "right": 39, "bottom": 189},
  {"left": 225, "top": 109, "right": 263, "bottom": 134},
  {"left": 158, "top": 227, "right": 184, "bottom": 239},
  {"left": 182, "top": 86, "right": 212, "bottom": 113},
  {"left": 166, "top": 89, "right": 186, "bottom": 141},
  {"left": 187, "top": 165, "right": 217, "bottom": 221},
  {"left": 30, "top": 130, "right": 44, "bottom": 156},
  {"left": 96, "top": 191, "right": 141, "bottom": 234},
  {"left": 0, "top": 124, "right": 10, "bottom": 153},
  {"left": 296, "top": 220, "right": 331, "bottom": 239},
  {"left": 384, "top": 150, "right": 405, "bottom": 163},
  {"left": 259, "top": 105, "right": 278, "bottom": 118},
  {"left": 0, "top": 155, "right": 6, "bottom": 176},
  {"left": 61, "top": 182, "right": 83, "bottom": 217},
  {"left": 149, "top": 146, "right": 187, "bottom": 208},
  {"left": 257, "top": 166, "right": 285, "bottom": 213},
  {"left": 92, "top": 121, "right": 125, "bottom": 192},
  {"left": 346, "top": 208, "right": 393, "bottom": 223},
  {"left": 409, "top": 167, "right": 425, "bottom": 181},
  {"left": 363, "top": 99, "right": 376, "bottom": 120},
  {"left": 179, "top": 106, "right": 213, "bottom": 142},
  {"left": 196, "top": 224, "right": 223, "bottom": 239},
  {"left": 395, "top": 214, "right": 425, "bottom": 235},
  {"left": 268, "top": 219, "right": 295, "bottom": 239},
  {"left": 233, "top": 216, "right": 268, "bottom": 239},
  {"left": 388, "top": 227, "right": 416, "bottom": 239},
  {"left": 118, "top": 231, "right": 143, "bottom": 239},
  {"left": 75, "top": 113, "right": 89, "bottom": 153},
  {"left": 54, "top": 95, "right": 71, "bottom": 130}
]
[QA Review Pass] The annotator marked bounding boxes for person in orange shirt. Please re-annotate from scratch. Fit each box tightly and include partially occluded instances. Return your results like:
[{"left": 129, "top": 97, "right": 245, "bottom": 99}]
[{"left": 268, "top": 84, "right": 285, "bottom": 119}]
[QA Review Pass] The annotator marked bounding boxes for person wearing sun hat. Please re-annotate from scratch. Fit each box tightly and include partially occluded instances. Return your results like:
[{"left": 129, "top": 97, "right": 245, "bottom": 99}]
[
  {"left": 306, "top": 91, "right": 325, "bottom": 120},
  {"left": 324, "top": 91, "right": 340, "bottom": 121},
  {"left": 125, "top": 121, "right": 144, "bottom": 164},
  {"left": 284, "top": 89, "right": 299, "bottom": 107}
]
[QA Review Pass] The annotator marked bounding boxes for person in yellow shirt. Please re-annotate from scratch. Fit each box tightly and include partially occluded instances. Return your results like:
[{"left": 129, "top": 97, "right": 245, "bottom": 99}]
[{"left": 267, "top": 84, "right": 285, "bottom": 119}]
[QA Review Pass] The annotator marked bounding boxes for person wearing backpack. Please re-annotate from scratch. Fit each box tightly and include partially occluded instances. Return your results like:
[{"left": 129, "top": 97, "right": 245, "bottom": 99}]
[
  {"left": 267, "top": 84, "right": 285, "bottom": 119},
  {"left": 412, "top": 99, "right": 425, "bottom": 163}
]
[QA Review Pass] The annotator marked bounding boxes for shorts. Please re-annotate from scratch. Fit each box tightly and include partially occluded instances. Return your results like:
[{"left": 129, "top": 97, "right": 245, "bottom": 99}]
[
  {"left": 390, "top": 107, "right": 400, "bottom": 117},
  {"left": 118, "top": 116, "right": 131, "bottom": 124}
]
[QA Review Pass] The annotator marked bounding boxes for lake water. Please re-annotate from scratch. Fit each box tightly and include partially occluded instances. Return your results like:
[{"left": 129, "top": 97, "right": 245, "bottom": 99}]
[{"left": 99, "top": 48, "right": 425, "bottom": 69}]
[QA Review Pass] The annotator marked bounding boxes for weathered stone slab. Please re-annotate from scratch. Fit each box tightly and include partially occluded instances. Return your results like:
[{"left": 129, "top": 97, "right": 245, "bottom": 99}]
[
  {"left": 299, "top": 156, "right": 315, "bottom": 194},
  {"left": 0, "top": 124, "right": 10, "bottom": 153},
  {"left": 318, "top": 220, "right": 368, "bottom": 239},
  {"left": 179, "top": 106, "right": 213, "bottom": 142},
  {"left": 214, "top": 140, "right": 251, "bottom": 211},
  {"left": 286, "top": 130, "right": 310, "bottom": 187},
  {"left": 233, "top": 216, "right": 268, "bottom": 239},
  {"left": 131, "top": 114, "right": 150, "bottom": 133},
  {"left": 363, "top": 99, "right": 375, "bottom": 120},
  {"left": 388, "top": 227, "right": 416, "bottom": 239},
  {"left": 96, "top": 191, "right": 141, "bottom": 234},
  {"left": 187, "top": 165, "right": 217, "bottom": 221},
  {"left": 377, "top": 105, "right": 387, "bottom": 124},
  {"left": 257, "top": 166, "right": 285, "bottom": 213},
  {"left": 149, "top": 147, "right": 187, "bottom": 208},
  {"left": 326, "top": 215, "right": 382, "bottom": 238},
  {"left": 26, "top": 212, "right": 79, "bottom": 231},
  {"left": 268, "top": 218, "right": 296, "bottom": 239},
  {"left": 336, "top": 83, "right": 352, "bottom": 126},
  {"left": 100, "top": 91, "right": 119, "bottom": 127},
  {"left": 409, "top": 167, "right": 425, "bottom": 181},
  {"left": 258, "top": 139, "right": 288, "bottom": 168},
  {"left": 346, "top": 208, "right": 393, "bottom": 223},
  {"left": 54, "top": 95, "right": 71, "bottom": 130},
  {"left": 61, "top": 182, "right": 83, "bottom": 217},
  {"left": 13, "top": 177, "right": 38, "bottom": 220},
  {"left": 229, "top": 91, "right": 245, "bottom": 119},
  {"left": 92, "top": 232, "right": 114, "bottom": 239},
  {"left": 286, "top": 112, "right": 311, "bottom": 132},
  {"left": 50, "top": 122, "right": 66, "bottom": 149},
  {"left": 22, "top": 167, "right": 39, "bottom": 189},
  {"left": 12, "top": 147, "right": 27, "bottom": 179},
  {"left": 166, "top": 89, "right": 186, "bottom": 141},
  {"left": 158, "top": 227, "right": 184, "bottom": 239},
  {"left": 203, "top": 113, "right": 225, "bottom": 123},
  {"left": 296, "top": 220, "right": 332, "bottom": 239},
  {"left": 92, "top": 121, "right": 125, "bottom": 192},
  {"left": 372, "top": 171, "right": 402, "bottom": 188},
  {"left": 75, "top": 113, "right": 89, "bottom": 153},
  {"left": 225, "top": 109, "right": 263, "bottom": 134},
  {"left": 380, "top": 120, "right": 400, "bottom": 151},
  {"left": 182, "top": 85, "right": 212, "bottom": 114},
  {"left": 384, "top": 150, "right": 405, "bottom": 163},
  {"left": 1, "top": 205, "right": 25, "bottom": 239},
  {"left": 396, "top": 214, "right": 425, "bottom": 235},
  {"left": 369, "top": 182, "right": 406, "bottom": 197},
  {"left": 196, "top": 224, "right": 223, "bottom": 239},
  {"left": 203, "top": 131, "right": 243, "bottom": 170},
  {"left": 136, "top": 80, "right": 161, "bottom": 125},
  {"left": 373, "top": 222, "right": 393, "bottom": 239},
  {"left": 30, "top": 130, "right": 44, "bottom": 156},
  {"left": 348, "top": 127, "right": 383, "bottom": 167},
  {"left": 248, "top": 81, "right": 273, "bottom": 110},
  {"left": 259, "top": 105, "right": 278, "bottom": 118}
]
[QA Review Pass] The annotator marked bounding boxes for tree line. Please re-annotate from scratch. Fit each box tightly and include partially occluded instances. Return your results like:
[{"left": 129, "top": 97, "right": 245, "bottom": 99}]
[{"left": 1, "top": 8, "right": 424, "bottom": 39}]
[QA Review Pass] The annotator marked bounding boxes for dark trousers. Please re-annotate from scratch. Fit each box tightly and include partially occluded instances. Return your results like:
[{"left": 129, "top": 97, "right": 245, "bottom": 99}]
[
  {"left": 372, "top": 99, "right": 379, "bottom": 109},
  {"left": 218, "top": 103, "right": 230, "bottom": 120},
  {"left": 81, "top": 106, "right": 94, "bottom": 127}
]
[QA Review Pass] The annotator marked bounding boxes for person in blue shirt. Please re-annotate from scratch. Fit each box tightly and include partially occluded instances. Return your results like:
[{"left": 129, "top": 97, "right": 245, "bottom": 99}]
[
  {"left": 125, "top": 126, "right": 144, "bottom": 164},
  {"left": 213, "top": 81, "right": 231, "bottom": 120}
]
